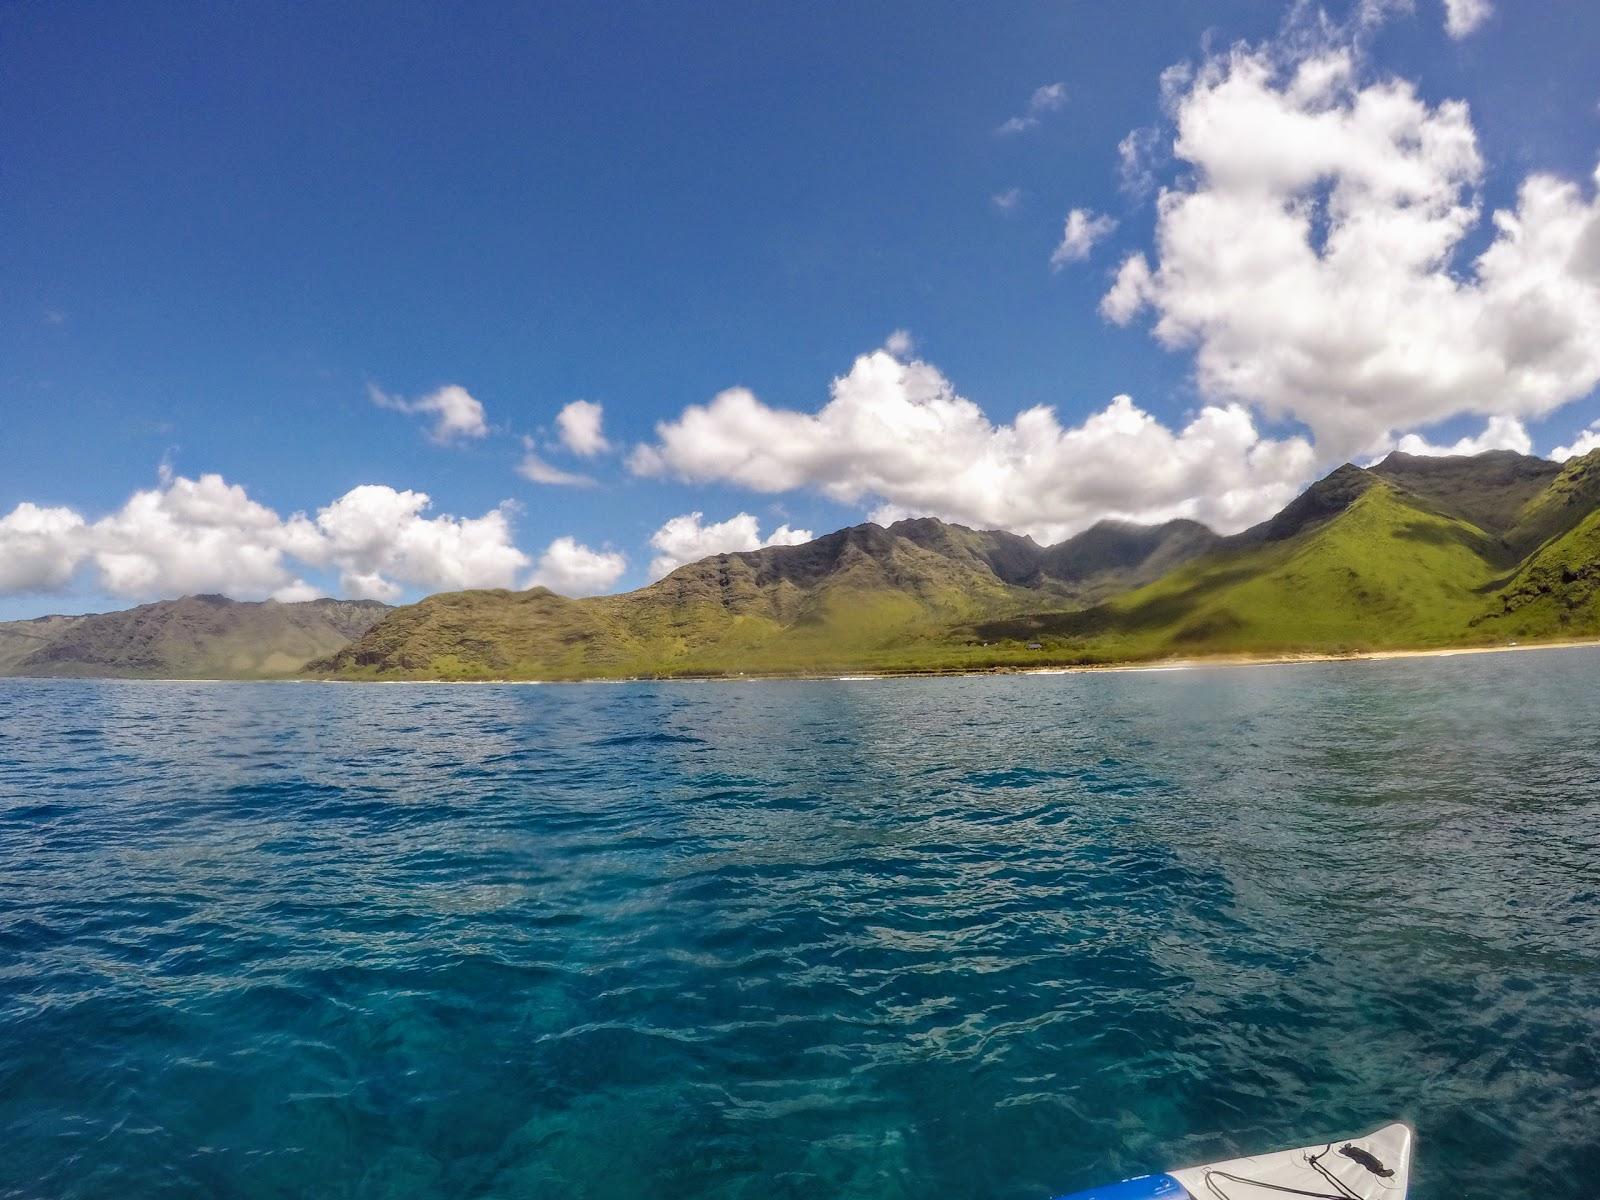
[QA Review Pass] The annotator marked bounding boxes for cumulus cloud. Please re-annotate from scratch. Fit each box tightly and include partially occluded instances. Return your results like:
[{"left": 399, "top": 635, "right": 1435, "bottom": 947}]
[
  {"left": 1101, "top": 253, "right": 1155, "bottom": 325},
  {"left": 1105, "top": 42, "right": 1600, "bottom": 459},
  {"left": 1051, "top": 209, "right": 1118, "bottom": 268},
  {"left": 87, "top": 472, "right": 312, "bottom": 600},
  {"left": 0, "top": 471, "right": 530, "bottom": 603},
  {"left": 517, "top": 438, "right": 596, "bottom": 487},
  {"left": 884, "top": 329, "right": 915, "bottom": 358},
  {"left": 1390, "top": 415, "right": 1532, "bottom": 458},
  {"left": 647, "top": 512, "right": 813, "bottom": 579},
  {"left": 370, "top": 383, "right": 489, "bottom": 444},
  {"left": 1552, "top": 421, "right": 1600, "bottom": 463},
  {"left": 0, "top": 504, "right": 88, "bottom": 593},
  {"left": 1442, "top": 0, "right": 1491, "bottom": 38},
  {"left": 631, "top": 347, "right": 1315, "bottom": 543},
  {"left": 996, "top": 82, "right": 1068, "bottom": 135},
  {"left": 298, "top": 485, "right": 530, "bottom": 600},
  {"left": 527, "top": 536, "right": 627, "bottom": 597},
  {"left": 555, "top": 399, "right": 610, "bottom": 457}
]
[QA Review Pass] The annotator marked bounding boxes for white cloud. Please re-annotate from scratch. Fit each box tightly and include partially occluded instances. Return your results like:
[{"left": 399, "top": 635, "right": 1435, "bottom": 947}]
[
  {"left": 88, "top": 472, "right": 315, "bottom": 601},
  {"left": 300, "top": 485, "right": 530, "bottom": 600},
  {"left": 1552, "top": 421, "right": 1600, "bottom": 463},
  {"left": 1356, "top": 0, "right": 1416, "bottom": 30},
  {"left": 1105, "top": 42, "right": 1600, "bottom": 459},
  {"left": 0, "top": 503, "right": 88, "bottom": 593},
  {"left": 517, "top": 438, "right": 595, "bottom": 487},
  {"left": 1391, "top": 415, "right": 1532, "bottom": 457},
  {"left": 647, "top": 512, "right": 813, "bottom": 579},
  {"left": 1051, "top": 208, "right": 1118, "bottom": 268},
  {"left": 1118, "top": 127, "right": 1164, "bottom": 199},
  {"left": 631, "top": 347, "right": 1315, "bottom": 543},
  {"left": 991, "top": 187, "right": 1023, "bottom": 214},
  {"left": 528, "top": 536, "right": 627, "bottom": 597},
  {"left": 1032, "top": 82, "right": 1069, "bottom": 110},
  {"left": 768, "top": 525, "right": 813, "bottom": 547},
  {"left": 884, "top": 329, "right": 915, "bottom": 358},
  {"left": 555, "top": 399, "right": 610, "bottom": 457},
  {"left": 996, "top": 82, "right": 1068, "bottom": 135},
  {"left": 1442, "top": 0, "right": 1491, "bottom": 38},
  {"left": 370, "top": 383, "right": 489, "bottom": 444},
  {"left": 1101, "top": 253, "right": 1154, "bottom": 324},
  {"left": 0, "top": 472, "right": 530, "bottom": 603},
  {"left": 271, "top": 580, "right": 325, "bottom": 603}
]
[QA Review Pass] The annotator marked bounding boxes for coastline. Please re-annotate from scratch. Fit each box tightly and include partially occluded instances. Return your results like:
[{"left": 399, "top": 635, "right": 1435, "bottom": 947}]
[
  {"left": 183, "top": 635, "right": 1600, "bottom": 684},
  {"left": 6, "top": 636, "right": 1597, "bottom": 687},
  {"left": 372, "top": 635, "right": 1600, "bottom": 684}
]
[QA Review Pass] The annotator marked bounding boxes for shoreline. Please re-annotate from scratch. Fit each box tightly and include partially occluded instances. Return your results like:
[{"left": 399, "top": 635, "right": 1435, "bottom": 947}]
[
  {"left": 314, "top": 636, "right": 1600, "bottom": 684},
  {"left": 10, "top": 636, "right": 1595, "bottom": 686}
]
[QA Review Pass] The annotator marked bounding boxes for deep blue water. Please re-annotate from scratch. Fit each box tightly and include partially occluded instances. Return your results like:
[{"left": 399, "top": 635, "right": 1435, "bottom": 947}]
[{"left": 1, "top": 653, "right": 1598, "bottom": 1199}]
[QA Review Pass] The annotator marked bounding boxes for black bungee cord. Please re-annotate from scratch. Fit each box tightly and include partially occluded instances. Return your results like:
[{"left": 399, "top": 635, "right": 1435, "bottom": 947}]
[{"left": 1198, "top": 1140, "right": 1397, "bottom": 1200}]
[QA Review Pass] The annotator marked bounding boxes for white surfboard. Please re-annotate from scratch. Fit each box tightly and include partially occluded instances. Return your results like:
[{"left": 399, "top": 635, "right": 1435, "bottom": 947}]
[{"left": 1054, "top": 1123, "right": 1413, "bottom": 1200}]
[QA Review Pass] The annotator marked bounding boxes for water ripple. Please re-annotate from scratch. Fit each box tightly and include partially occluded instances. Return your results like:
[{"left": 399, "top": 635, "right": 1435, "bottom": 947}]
[{"left": 1, "top": 655, "right": 1598, "bottom": 1198}]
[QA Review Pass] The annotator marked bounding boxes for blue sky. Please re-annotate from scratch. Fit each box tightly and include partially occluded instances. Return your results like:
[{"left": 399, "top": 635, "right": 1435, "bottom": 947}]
[{"left": 3, "top": 0, "right": 1599, "bottom": 617}]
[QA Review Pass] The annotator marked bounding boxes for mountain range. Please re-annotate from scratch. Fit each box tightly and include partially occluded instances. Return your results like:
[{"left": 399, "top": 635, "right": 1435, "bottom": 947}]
[
  {"left": 6, "top": 449, "right": 1598, "bottom": 682},
  {"left": 0, "top": 595, "right": 389, "bottom": 679},
  {"left": 312, "top": 448, "right": 1600, "bottom": 680}
]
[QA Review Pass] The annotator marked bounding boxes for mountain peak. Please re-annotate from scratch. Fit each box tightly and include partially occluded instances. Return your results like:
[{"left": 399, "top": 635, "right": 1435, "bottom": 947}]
[
  {"left": 1371, "top": 448, "right": 1562, "bottom": 536},
  {"left": 1247, "top": 463, "right": 1379, "bottom": 543}
]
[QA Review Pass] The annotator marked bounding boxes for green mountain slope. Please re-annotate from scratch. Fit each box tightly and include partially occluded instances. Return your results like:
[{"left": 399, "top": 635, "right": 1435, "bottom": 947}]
[
  {"left": 1370, "top": 450, "right": 1562, "bottom": 539},
  {"left": 311, "top": 451, "right": 1600, "bottom": 680},
  {"left": 1475, "top": 505, "right": 1600, "bottom": 639},
  {"left": 1500, "top": 449, "right": 1600, "bottom": 559},
  {"left": 975, "top": 480, "right": 1504, "bottom": 658},
  {"left": 1235, "top": 462, "right": 1381, "bottom": 544},
  {"left": 309, "top": 515, "right": 1224, "bottom": 679},
  {"left": 2, "top": 595, "right": 391, "bottom": 679},
  {"left": 972, "top": 451, "right": 1600, "bottom": 665}
]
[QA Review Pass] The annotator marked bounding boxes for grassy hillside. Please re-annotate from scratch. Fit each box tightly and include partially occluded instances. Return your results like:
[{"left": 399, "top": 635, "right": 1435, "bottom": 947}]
[
  {"left": 310, "top": 516, "right": 1230, "bottom": 680},
  {"left": 0, "top": 614, "right": 86, "bottom": 673},
  {"left": 310, "top": 453, "right": 1600, "bottom": 681},
  {"left": 1474, "top": 506, "right": 1600, "bottom": 640},
  {"left": 15, "top": 452, "right": 1593, "bottom": 685},
  {"left": 311, "top": 523, "right": 1062, "bottom": 679},
  {"left": 1500, "top": 450, "right": 1600, "bottom": 559},
  {"left": 1370, "top": 450, "right": 1562, "bottom": 539},
  {"left": 975, "top": 483, "right": 1505, "bottom": 659},
  {"left": 2, "top": 595, "right": 390, "bottom": 679}
]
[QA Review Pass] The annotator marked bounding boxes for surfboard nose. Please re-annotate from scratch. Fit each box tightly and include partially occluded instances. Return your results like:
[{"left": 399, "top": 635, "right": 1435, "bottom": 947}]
[
  {"left": 1055, "top": 1123, "right": 1414, "bottom": 1200},
  {"left": 1051, "top": 1173, "right": 1192, "bottom": 1200}
]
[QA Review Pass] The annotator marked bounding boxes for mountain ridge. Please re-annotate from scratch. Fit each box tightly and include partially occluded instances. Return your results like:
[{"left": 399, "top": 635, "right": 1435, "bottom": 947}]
[
  {"left": 307, "top": 512, "right": 1242, "bottom": 680},
  {"left": 311, "top": 449, "right": 1600, "bottom": 680},
  {"left": 6, "top": 449, "right": 1598, "bottom": 681},
  {"left": 0, "top": 595, "right": 390, "bottom": 679}
]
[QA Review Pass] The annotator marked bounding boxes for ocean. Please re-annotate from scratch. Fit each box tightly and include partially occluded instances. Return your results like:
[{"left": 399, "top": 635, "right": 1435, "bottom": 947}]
[{"left": 2, "top": 651, "right": 1597, "bottom": 1198}]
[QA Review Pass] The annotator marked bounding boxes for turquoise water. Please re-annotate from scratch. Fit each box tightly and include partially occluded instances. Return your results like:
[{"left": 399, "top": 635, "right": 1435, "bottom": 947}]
[{"left": 1, "top": 654, "right": 1598, "bottom": 1199}]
